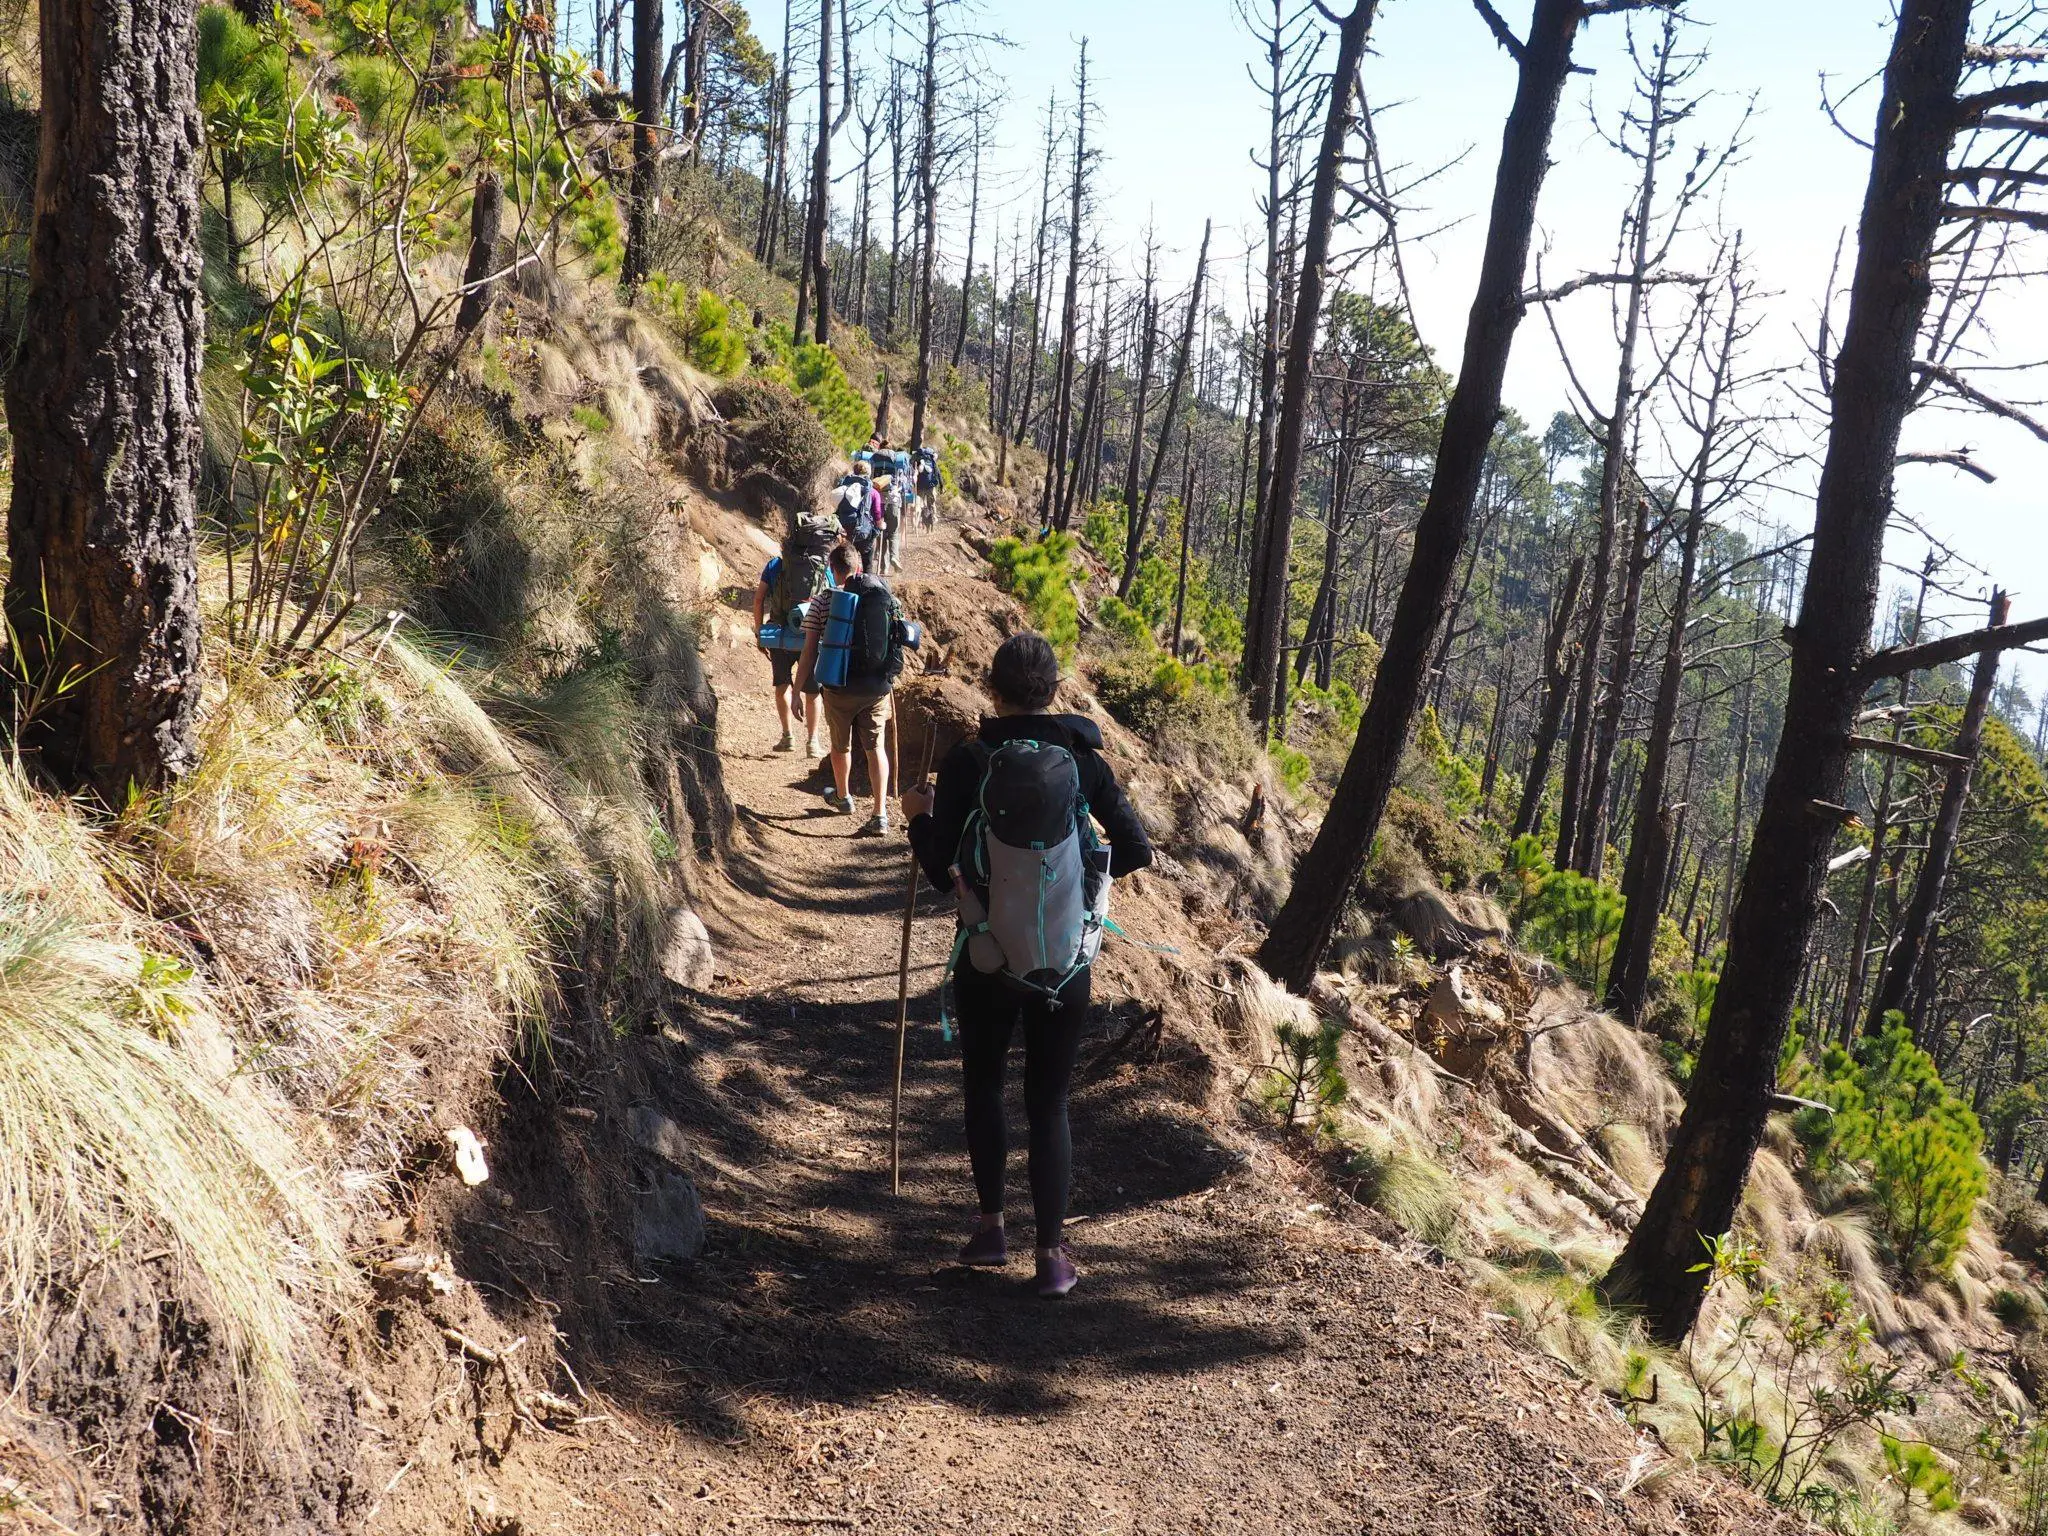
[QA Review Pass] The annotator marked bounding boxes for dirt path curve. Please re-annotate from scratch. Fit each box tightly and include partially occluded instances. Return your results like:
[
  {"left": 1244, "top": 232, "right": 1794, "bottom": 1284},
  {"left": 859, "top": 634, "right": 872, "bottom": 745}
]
[{"left": 517, "top": 509, "right": 1793, "bottom": 1536}]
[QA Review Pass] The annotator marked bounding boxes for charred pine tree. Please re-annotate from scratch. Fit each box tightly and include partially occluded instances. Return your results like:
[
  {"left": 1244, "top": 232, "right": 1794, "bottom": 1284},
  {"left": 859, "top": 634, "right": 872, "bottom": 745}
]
[
  {"left": 1012, "top": 97, "right": 1059, "bottom": 447},
  {"left": 1511, "top": 555, "right": 1587, "bottom": 839},
  {"left": 623, "top": 0, "right": 664, "bottom": 290},
  {"left": 952, "top": 117, "right": 982, "bottom": 372},
  {"left": 1129, "top": 222, "right": 1211, "bottom": 581},
  {"left": 1258, "top": 0, "right": 1648, "bottom": 990},
  {"left": 1241, "top": 3, "right": 1376, "bottom": 727},
  {"left": 5, "top": 0, "right": 206, "bottom": 799},
  {"left": 909, "top": 0, "right": 944, "bottom": 452},
  {"left": 1552, "top": 12, "right": 1697, "bottom": 872},
  {"left": 1239, "top": 0, "right": 1318, "bottom": 699},
  {"left": 1604, "top": 0, "right": 2048, "bottom": 1343},
  {"left": 1838, "top": 555, "right": 1936, "bottom": 1038},
  {"left": 1117, "top": 244, "right": 1160, "bottom": 597},
  {"left": 1040, "top": 45, "right": 1091, "bottom": 531},
  {"left": 1608, "top": 254, "right": 1751, "bottom": 1021}
]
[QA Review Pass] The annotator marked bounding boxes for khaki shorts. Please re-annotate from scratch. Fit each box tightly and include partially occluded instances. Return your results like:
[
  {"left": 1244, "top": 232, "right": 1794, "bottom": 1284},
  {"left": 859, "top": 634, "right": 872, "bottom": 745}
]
[{"left": 823, "top": 688, "right": 891, "bottom": 755}]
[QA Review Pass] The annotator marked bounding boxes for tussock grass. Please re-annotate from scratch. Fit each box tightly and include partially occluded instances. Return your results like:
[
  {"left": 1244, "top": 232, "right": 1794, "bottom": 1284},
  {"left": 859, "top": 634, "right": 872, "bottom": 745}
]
[
  {"left": 1350, "top": 1142, "right": 1463, "bottom": 1250},
  {"left": 0, "top": 768, "right": 347, "bottom": 1435}
]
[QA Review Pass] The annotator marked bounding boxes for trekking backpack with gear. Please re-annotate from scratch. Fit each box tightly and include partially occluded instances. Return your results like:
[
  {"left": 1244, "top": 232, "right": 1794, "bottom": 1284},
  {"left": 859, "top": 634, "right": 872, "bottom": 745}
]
[
  {"left": 835, "top": 475, "right": 876, "bottom": 541},
  {"left": 951, "top": 740, "right": 1111, "bottom": 1004},
  {"left": 916, "top": 448, "right": 942, "bottom": 495},
  {"left": 813, "top": 574, "right": 908, "bottom": 690},
  {"left": 765, "top": 517, "right": 835, "bottom": 650}
]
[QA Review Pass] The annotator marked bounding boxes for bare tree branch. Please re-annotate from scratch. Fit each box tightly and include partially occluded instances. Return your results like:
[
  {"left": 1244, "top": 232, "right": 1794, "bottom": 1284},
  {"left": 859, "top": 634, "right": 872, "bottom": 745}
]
[
  {"left": 1941, "top": 202, "right": 2048, "bottom": 233},
  {"left": 1958, "top": 80, "right": 2048, "bottom": 122},
  {"left": 1859, "top": 615, "right": 2048, "bottom": 681},
  {"left": 1896, "top": 448, "right": 1997, "bottom": 481},
  {"left": 1521, "top": 269, "right": 1707, "bottom": 306},
  {"left": 1912, "top": 358, "right": 2048, "bottom": 443},
  {"left": 1471, "top": 0, "right": 1524, "bottom": 61},
  {"left": 1967, "top": 45, "right": 2048, "bottom": 65}
]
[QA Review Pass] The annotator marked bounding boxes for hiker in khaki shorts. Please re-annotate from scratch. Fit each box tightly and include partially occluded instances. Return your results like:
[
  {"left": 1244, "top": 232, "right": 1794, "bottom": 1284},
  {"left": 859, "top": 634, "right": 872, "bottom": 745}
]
[{"left": 795, "top": 541, "right": 906, "bottom": 837}]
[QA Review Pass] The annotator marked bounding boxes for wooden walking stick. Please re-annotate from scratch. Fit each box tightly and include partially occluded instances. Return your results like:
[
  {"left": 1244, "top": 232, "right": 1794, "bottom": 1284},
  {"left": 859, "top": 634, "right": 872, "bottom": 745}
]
[{"left": 890, "top": 720, "right": 938, "bottom": 1196}]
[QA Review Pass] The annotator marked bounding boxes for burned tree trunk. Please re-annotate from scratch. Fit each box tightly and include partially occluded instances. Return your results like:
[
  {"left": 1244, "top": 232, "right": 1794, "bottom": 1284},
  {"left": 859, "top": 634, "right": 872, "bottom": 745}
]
[
  {"left": 1040, "top": 47, "right": 1090, "bottom": 530},
  {"left": 1608, "top": 261, "right": 1745, "bottom": 1021},
  {"left": 1511, "top": 555, "right": 1587, "bottom": 839},
  {"left": 1258, "top": 0, "right": 1590, "bottom": 990},
  {"left": 1578, "top": 495, "right": 1652, "bottom": 877},
  {"left": 623, "top": 0, "right": 663, "bottom": 290},
  {"left": 1117, "top": 256, "right": 1160, "bottom": 598},
  {"left": 1130, "top": 222, "right": 1211, "bottom": 579},
  {"left": 908, "top": 0, "right": 942, "bottom": 452},
  {"left": 1603, "top": 0, "right": 1973, "bottom": 1343},
  {"left": 1242, "top": 5, "right": 1376, "bottom": 727},
  {"left": 5, "top": 0, "right": 206, "bottom": 800}
]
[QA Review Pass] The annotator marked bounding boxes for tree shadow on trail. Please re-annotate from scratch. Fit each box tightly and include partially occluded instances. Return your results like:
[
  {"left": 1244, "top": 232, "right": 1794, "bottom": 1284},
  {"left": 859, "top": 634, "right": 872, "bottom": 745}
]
[{"left": 457, "top": 965, "right": 1289, "bottom": 1447}]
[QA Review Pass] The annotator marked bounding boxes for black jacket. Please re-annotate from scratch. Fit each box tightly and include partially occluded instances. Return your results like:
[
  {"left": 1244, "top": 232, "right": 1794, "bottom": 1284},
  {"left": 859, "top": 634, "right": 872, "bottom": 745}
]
[{"left": 909, "top": 713, "right": 1154, "bottom": 896}]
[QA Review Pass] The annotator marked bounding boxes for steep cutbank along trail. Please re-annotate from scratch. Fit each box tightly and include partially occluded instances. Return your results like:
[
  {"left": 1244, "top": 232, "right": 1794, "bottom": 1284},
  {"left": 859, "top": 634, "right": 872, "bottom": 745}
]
[{"left": 357, "top": 482, "right": 1796, "bottom": 1536}]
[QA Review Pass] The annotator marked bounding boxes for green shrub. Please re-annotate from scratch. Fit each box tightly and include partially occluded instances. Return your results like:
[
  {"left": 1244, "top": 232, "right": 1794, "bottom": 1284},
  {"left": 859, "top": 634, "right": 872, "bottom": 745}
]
[
  {"left": 647, "top": 278, "right": 748, "bottom": 378},
  {"left": 1502, "top": 835, "right": 1624, "bottom": 987},
  {"left": 785, "top": 340, "right": 873, "bottom": 449},
  {"left": 987, "top": 533, "right": 1081, "bottom": 659},
  {"left": 1097, "top": 593, "right": 1155, "bottom": 648},
  {"left": 1796, "top": 1018, "right": 1987, "bottom": 1277},
  {"left": 1080, "top": 496, "right": 1243, "bottom": 660},
  {"left": 1271, "top": 742, "right": 1314, "bottom": 796}
]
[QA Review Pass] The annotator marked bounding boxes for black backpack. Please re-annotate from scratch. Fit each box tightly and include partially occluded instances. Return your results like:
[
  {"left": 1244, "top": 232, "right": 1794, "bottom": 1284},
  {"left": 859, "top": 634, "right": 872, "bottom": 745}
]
[
  {"left": 916, "top": 449, "right": 942, "bottom": 494},
  {"left": 834, "top": 476, "right": 876, "bottom": 541},
  {"left": 772, "top": 518, "right": 835, "bottom": 618},
  {"left": 841, "top": 573, "right": 903, "bottom": 689}
]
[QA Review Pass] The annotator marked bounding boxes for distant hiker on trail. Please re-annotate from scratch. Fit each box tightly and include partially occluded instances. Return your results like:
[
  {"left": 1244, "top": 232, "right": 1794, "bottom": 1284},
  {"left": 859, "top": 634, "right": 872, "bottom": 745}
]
[
  {"left": 871, "top": 447, "right": 904, "bottom": 578},
  {"left": 902, "top": 633, "right": 1154, "bottom": 1298},
  {"left": 914, "top": 446, "right": 943, "bottom": 531},
  {"left": 753, "top": 514, "right": 837, "bottom": 756},
  {"left": 834, "top": 461, "right": 883, "bottom": 573},
  {"left": 890, "top": 449, "right": 916, "bottom": 569},
  {"left": 796, "top": 542, "right": 907, "bottom": 837}
]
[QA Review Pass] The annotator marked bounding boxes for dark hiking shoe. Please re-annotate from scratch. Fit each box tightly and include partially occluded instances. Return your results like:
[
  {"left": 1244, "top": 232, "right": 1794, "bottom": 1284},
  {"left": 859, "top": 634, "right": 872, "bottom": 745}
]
[
  {"left": 1035, "top": 1246, "right": 1078, "bottom": 1298},
  {"left": 821, "top": 787, "right": 854, "bottom": 814},
  {"left": 855, "top": 814, "right": 891, "bottom": 838},
  {"left": 956, "top": 1226, "right": 1008, "bottom": 1269}
]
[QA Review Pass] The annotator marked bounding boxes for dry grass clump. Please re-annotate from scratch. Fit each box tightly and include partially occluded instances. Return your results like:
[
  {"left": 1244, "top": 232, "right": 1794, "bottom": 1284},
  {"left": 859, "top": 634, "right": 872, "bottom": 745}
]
[
  {"left": 137, "top": 647, "right": 563, "bottom": 1188},
  {"left": 0, "top": 764, "right": 348, "bottom": 1435}
]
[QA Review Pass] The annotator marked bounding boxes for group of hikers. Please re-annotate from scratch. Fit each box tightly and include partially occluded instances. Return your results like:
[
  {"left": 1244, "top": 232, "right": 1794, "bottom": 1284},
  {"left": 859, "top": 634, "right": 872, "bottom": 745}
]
[
  {"left": 748, "top": 436, "right": 1154, "bottom": 1299},
  {"left": 749, "top": 434, "right": 944, "bottom": 836}
]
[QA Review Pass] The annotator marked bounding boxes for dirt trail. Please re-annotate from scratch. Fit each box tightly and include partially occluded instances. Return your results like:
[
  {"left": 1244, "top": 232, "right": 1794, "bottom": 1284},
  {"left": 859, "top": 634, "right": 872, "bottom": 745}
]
[{"left": 392, "top": 507, "right": 1795, "bottom": 1536}]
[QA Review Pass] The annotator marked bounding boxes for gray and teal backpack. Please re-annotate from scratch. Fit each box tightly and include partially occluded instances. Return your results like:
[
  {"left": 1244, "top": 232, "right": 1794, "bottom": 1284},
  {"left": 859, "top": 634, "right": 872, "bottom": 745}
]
[{"left": 951, "top": 738, "right": 1112, "bottom": 1009}]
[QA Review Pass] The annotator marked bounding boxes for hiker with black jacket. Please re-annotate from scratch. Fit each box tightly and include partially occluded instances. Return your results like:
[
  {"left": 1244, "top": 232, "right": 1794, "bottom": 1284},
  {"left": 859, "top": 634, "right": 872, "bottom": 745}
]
[{"left": 902, "top": 633, "right": 1153, "bottom": 1297}]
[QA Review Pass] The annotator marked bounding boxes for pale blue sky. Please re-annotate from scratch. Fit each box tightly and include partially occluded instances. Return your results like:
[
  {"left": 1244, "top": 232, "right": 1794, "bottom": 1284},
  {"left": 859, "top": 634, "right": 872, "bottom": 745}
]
[{"left": 751, "top": 0, "right": 2047, "bottom": 698}]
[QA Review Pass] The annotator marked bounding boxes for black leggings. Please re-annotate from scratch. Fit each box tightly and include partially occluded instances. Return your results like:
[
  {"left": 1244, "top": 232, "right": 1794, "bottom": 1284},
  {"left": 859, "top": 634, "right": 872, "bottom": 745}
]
[{"left": 956, "top": 966, "right": 1091, "bottom": 1248}]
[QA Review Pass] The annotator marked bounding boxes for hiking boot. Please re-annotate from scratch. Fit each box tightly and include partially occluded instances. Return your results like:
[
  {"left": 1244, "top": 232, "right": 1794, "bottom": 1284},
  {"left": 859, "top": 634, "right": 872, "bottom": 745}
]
[
  {"left": 821, "top": 787, "right": 855, "bottom": 814},
  {"left": 806, "top": 737, "right": 825, "bottom": 760},
  {"left": 956, "top": 1225, "right": 1008, "bottom": 1269},
  {"left": 1035, "top": 1246, "right": 1078, "bottom": 1299},
  {"left": 856, "top": 814, "right": 891, "bottom": 838},
  {"left": 774, "top": 731, "right": 795, "bottom": 752}
]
